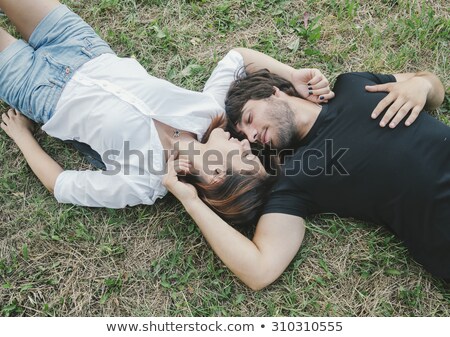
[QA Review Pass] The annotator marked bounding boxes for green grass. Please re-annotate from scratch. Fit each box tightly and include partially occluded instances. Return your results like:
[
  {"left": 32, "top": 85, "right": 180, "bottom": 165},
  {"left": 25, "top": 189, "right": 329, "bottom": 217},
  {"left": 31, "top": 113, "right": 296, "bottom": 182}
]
[{"left": 1, "top": 0, "right": 449, "bottom": 316}]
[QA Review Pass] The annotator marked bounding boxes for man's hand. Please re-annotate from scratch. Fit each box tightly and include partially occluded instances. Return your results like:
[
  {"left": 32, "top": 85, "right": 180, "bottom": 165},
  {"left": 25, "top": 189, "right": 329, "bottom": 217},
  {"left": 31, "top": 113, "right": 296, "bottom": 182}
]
[
  {"left": 291, "top": 68, "right": 335, "bottom": 103},
  {"left": 163, "top": 155, "right": 198, "bottom": 202},
  {"left": 1, "top": 108, "right": 35, "bottom": 141},
  {"left": 366, "top": 76, "right": 431, "bottom": 128}
]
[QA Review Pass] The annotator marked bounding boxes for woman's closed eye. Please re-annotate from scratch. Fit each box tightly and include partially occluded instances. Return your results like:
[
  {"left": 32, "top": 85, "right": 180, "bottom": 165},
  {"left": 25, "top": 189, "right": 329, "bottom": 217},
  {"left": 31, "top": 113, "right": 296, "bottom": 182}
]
[{"left": 241, "top": 149, "right": 254, "bottom": 159}]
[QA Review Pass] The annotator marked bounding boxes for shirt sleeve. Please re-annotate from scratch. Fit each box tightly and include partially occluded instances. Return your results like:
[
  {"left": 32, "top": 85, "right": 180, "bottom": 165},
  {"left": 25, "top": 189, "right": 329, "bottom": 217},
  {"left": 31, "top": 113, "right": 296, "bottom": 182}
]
[
  {"left": 202, "top": 50, "right": 245, "bottom": 109},
  {"left": 54, "top": 170, "right": 154, "bottom": 208},
  {"left": 350, "top": 72, "right": 396, "bottom": 84},
  {"left": 262, "top": 190, "right": 311, "bottom": 218}
]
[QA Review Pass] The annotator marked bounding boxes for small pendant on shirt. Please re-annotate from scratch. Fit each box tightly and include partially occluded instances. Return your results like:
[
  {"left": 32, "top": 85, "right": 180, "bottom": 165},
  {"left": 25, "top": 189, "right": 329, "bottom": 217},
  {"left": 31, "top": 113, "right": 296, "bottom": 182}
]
[{"left": 173, "top": 129, "right": 181, "bottom": 138}]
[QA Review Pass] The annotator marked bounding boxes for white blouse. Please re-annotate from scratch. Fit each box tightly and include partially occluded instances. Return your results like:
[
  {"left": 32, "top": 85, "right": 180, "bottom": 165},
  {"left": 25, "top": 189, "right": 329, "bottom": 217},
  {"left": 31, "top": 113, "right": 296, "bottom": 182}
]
[{"left": 42, "top": 50, "right": 244, "bottom": 208}]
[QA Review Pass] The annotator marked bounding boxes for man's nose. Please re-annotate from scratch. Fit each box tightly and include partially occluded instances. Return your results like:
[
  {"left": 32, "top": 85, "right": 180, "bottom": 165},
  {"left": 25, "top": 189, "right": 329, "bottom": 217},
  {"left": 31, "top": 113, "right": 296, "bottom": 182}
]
[{"left": 242, "top": 125, "right": 258, "bottom": 143}]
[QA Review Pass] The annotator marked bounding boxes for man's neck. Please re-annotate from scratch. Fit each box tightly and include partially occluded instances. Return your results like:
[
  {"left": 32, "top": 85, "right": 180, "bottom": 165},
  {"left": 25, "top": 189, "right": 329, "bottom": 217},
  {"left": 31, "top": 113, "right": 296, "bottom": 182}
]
[{"left": 292, "top": 98, "right": 323, "bottom": 140}]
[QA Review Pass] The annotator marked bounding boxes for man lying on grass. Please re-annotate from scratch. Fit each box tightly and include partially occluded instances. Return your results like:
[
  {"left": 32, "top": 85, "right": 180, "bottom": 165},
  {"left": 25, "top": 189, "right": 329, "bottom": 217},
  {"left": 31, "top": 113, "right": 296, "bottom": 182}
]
[{"left": 164, "top": 55, "right": 448, "bottom": 290}]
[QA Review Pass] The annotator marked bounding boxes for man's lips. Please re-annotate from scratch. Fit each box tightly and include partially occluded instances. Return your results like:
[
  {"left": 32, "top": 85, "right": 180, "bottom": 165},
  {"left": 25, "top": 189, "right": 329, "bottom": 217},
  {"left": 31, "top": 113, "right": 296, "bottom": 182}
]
[
  {"left": 258, "top": 129, "right": 264, "bottom": 144},
  {"left": 260, "top": 128, "right": 269, "bottom": 144}
]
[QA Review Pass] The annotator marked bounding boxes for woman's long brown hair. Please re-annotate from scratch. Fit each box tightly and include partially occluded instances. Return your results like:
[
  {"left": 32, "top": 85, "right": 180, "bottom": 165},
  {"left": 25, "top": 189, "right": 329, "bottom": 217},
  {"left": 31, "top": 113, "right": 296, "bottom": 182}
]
[{"left": 180, "top": 115, "right": 276, "bottom": 235}]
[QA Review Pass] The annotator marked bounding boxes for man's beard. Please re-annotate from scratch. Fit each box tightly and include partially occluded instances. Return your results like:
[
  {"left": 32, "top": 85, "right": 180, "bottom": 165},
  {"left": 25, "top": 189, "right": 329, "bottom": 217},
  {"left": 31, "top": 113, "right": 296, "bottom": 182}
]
[{"left": 267, "top": 100, "right": 300, "bottom": 150}]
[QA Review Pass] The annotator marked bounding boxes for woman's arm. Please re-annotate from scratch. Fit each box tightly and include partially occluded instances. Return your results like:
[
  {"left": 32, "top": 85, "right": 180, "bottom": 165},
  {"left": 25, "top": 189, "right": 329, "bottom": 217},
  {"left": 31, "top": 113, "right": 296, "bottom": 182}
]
[
  {"left": 366, "top": 71, "right": 445, "bottom": 128},
  {"left": 164, "top": 156, "right": 306, "bottom": 290},
  {"left": 1, "top": 109, "right": 63, "bottom": 193},
  {"left": 233, "top": 47, "right": 335, "bottom": 102}
]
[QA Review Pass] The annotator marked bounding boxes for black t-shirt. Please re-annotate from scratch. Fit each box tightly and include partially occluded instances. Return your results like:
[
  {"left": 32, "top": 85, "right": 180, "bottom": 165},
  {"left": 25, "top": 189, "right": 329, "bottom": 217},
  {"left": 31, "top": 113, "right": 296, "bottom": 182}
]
[{"left": 263, "top": 72, "right": 450, "bottom": 279}]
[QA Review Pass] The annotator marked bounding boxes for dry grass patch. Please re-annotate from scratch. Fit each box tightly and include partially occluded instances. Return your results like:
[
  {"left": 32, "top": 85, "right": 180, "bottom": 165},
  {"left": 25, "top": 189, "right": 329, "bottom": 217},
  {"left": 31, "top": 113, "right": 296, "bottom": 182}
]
[{"left": 0, "top": 0, "right": 449, "bottom": 316}]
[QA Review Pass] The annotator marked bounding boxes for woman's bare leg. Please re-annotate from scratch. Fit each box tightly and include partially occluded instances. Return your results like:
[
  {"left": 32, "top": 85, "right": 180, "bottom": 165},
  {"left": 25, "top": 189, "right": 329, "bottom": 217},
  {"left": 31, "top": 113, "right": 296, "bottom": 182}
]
[
  {"left": 0, "top": 0, "right": 60, "bottom": 42},
  {"left": 0, "top": 27, "right": 16, "bottom": 52}
]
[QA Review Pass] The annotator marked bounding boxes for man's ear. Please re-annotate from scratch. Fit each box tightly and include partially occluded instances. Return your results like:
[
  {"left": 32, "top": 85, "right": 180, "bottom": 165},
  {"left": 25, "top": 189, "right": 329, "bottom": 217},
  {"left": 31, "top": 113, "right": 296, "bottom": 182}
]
[
  {"left": 272, "top": 86, "right": 281, "bottom": 97},
  {"left": 273, "top": 86, "right": 288, "bottom": 98}
]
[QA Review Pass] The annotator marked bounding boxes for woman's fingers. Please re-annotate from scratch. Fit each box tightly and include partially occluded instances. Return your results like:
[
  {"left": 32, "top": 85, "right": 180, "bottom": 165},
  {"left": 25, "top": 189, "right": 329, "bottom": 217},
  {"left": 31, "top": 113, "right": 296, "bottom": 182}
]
[
  {"left": 306, "top": 91, "right": 335, "bottom": 103},
  {"left": 165, "top": 155, "right": 177, "bottom": 175},
  {"left": 1, "top": 112, "right": 9, "bottom": 124},
  {"left": 310, "top": 87, "right": 333, "bottom": 96},
  {"left": 174, "top": 159, "right": 191, "bottom": 175},
  {"left": 165, "top": 155, "right": 192, "bottom": 177},
  {"left": 307, "top": 69, "right": 325, "bottom": 86},
  {"left": 309, "top": 77, "right": 329, "bottom": 90},
  {"left": 7, "top": 108, "right": 17, "bottom": 118}
]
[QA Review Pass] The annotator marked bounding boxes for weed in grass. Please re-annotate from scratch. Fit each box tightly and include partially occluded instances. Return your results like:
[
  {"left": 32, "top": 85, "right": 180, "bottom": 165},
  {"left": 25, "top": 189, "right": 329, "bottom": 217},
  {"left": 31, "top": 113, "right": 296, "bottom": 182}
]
[
  {"left": 398, "top": 285, "right": 423, "bottom": 308},
  {"left": 1, "top": 300, "right": 24, "bottom": 317},
  {"left": 100, "top": 276, "right": 124, "bottom": 305}
]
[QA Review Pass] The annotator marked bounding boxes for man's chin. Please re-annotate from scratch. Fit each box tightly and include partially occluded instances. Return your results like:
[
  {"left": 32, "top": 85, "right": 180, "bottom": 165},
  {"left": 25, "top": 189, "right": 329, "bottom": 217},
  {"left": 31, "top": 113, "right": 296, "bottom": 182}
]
[{"left": 274, "top": 138, "right": 301, "bottom": 151}]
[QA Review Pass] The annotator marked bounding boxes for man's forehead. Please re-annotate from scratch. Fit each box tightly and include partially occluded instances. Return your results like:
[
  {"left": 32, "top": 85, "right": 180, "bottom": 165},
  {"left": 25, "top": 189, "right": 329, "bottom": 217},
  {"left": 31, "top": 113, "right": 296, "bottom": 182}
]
[{"left": 244, "top": 98, "right": 269, "bottom": 112}]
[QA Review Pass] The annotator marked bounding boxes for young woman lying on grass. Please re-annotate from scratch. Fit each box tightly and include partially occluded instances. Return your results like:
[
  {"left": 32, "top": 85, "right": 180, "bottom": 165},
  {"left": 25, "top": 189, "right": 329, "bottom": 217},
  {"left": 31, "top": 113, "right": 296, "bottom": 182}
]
[{"left": 0, "top": 0, "right": 333, "bottom": 226}]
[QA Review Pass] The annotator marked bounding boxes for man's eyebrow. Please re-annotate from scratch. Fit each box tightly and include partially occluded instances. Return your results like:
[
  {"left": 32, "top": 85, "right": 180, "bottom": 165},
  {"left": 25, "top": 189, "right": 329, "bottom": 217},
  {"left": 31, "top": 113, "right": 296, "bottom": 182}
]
[
  {"left": 239, "top": 108, "right": 248, "bottom": 124},
  {"left": 232, "top": 118, "right": 242, "bottom": 130}
]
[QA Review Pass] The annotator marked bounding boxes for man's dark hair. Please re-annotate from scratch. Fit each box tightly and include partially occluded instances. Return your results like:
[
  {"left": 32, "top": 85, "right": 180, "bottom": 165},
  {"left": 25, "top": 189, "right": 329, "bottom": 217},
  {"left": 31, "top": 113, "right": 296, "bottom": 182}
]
[
  {"left": 225, "top": 68, "right": 301, "bottom": 137},
  {"left": 224, "top": 68, "right": 301, "bottom": 174}
]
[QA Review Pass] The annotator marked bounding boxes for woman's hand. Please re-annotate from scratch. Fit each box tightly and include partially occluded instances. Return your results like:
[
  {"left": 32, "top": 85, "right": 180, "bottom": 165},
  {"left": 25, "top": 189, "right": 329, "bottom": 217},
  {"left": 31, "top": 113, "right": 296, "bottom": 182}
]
[
  {"left": 1, "top": 108, "right": 35, "bottom": 142},
  {"left": 291, "top": 68, "right": 335, "bottom": 103},
  {"left": 163, "top": 155, "right": 198, "bottom": 202},
  {"left": 1, "top": 108, "right": 63, "bottom": 193}
]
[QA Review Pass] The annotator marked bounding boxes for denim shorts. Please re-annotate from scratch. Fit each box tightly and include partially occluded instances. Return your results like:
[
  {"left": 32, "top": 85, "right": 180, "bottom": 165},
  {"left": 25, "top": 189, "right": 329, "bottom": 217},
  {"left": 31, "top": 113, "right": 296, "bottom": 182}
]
[{"left": 0, "top": 5, "right": 115, "bottom": 124}]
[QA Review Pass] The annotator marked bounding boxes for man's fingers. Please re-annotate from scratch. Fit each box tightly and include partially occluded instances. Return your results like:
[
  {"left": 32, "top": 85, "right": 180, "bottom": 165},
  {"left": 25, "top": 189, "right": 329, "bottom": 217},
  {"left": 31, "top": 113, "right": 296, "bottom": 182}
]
[
  {"left": 380, "top": 99, "right": 405, "bottom": 127},
  {"left": 388, "top": 103, "right": 413, "bottom": 128},
  {"left": 371, "top": 94, "right": 394, "bottom": 119},
  {"left": 405, "top": 105, "right": 423, "bottom": 127},
  {"left": 0, "top": 121, "right": 6, "bottom": 130},
  {"left": 365, "top": 83, "right": 390, "bottom": 93}
]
